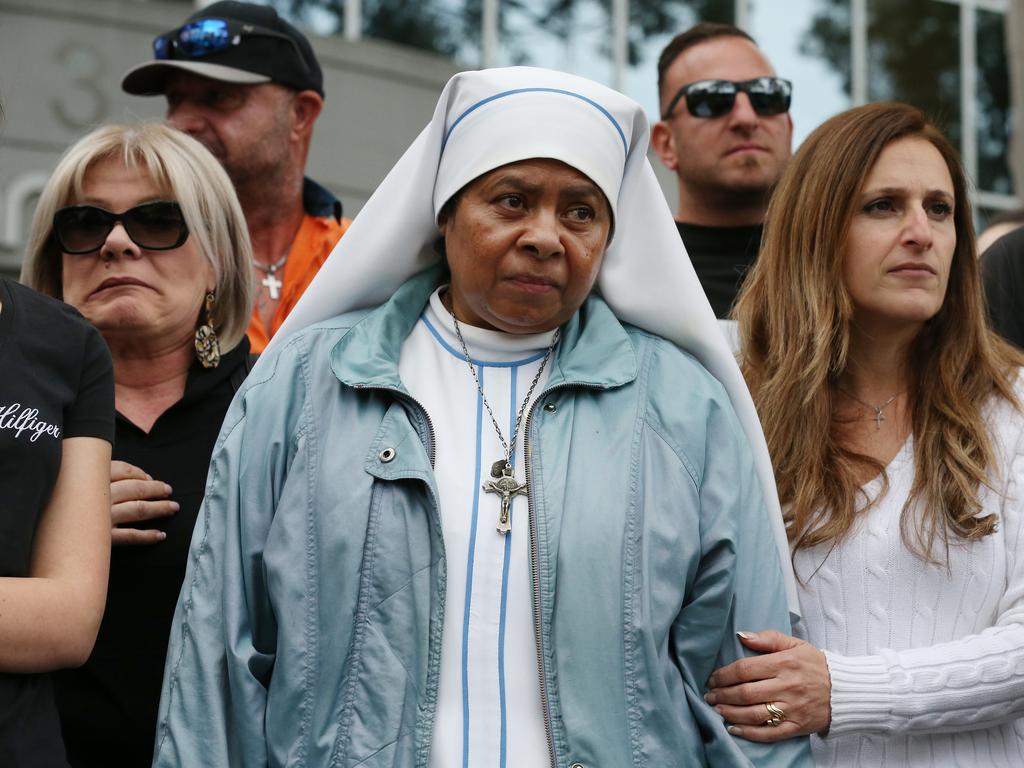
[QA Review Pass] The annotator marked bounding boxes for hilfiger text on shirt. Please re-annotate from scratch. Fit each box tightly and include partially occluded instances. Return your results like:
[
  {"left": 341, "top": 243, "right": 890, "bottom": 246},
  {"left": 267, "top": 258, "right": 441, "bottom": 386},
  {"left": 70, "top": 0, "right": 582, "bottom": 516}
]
[{"left": 0, "top": 403, "right": 61, "bottom": 442}]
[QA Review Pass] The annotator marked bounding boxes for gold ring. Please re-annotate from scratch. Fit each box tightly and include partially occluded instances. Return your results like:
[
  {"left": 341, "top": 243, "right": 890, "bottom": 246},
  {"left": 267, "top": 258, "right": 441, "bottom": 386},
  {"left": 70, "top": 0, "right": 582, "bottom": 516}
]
[{"left": 764, "top": 702, "right": 786, "bottom": 727}]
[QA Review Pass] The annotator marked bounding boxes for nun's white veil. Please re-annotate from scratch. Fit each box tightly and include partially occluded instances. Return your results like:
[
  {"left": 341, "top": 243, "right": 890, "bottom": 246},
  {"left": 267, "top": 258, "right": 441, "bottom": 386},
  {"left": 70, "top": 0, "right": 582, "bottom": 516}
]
[{"left": 270, "top": 66, "right": 799, "bottom": 616}]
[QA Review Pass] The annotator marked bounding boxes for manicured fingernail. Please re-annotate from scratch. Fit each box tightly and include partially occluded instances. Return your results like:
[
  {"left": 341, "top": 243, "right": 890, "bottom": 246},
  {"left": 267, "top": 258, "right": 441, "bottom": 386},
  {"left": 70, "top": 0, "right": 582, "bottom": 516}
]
[
  {"left": 703, "top": 692, "right": 713, "bottom": 703},
  {"left": 156, "top": 531, "right": 167, "bottom": 541},
  {"left": 163, "top": 484, "right": 173, "bottom": 494},
  {"left": 169, "top": 502, "right": 180, "bottom": 512},
  {"left": 727, "top": 726, "right": 741, "bottom": 735},
  {"left": 737, "top": 631, "right": 755, "bottom": 639}
]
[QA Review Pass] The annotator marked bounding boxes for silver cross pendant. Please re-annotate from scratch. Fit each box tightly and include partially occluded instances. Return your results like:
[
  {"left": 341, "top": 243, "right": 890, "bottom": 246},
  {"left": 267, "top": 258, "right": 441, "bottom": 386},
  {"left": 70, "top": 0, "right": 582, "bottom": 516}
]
[
  {"left": 871, "top": 406, "right": 885, "bottom": 429},
  {"left": 262, "top": 272, "right": 283, "bottom": 300},
  {"left": 483, "top": 462, "right": 527, "bottom": 535}
]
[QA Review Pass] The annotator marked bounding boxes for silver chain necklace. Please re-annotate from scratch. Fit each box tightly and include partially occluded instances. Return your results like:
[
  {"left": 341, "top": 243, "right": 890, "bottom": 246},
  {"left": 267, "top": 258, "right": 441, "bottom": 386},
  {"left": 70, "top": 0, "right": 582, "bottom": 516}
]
[
  {"left": 450, "top": 310, "right": 560, "bottom": 535},
  {"left": 838, "top": 387, "right": 900, "bottom": 430}
]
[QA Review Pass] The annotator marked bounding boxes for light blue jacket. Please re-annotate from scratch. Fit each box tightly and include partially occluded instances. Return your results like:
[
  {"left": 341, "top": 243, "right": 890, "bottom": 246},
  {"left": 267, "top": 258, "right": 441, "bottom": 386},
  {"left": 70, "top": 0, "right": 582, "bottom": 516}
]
[{"left": 153, "top": 268, "right": 811, "bottom": 767}]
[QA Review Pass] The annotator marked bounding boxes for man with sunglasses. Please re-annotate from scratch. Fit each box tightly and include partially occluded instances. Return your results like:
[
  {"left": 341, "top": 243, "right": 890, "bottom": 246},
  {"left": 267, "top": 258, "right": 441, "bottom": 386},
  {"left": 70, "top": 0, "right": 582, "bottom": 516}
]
[
  {"left": 651, "top": 22, "right": 792, "bottom": 320},
  {"left": 121, "top": 0, "right": 350, "bottom": 353}
]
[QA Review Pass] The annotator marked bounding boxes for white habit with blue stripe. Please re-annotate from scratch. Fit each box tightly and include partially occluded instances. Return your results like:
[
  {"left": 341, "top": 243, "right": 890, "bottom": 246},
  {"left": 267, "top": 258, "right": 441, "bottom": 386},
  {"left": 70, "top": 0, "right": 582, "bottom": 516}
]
[{"left": 400, "top": 290, "right": 553, "bottom": 768}]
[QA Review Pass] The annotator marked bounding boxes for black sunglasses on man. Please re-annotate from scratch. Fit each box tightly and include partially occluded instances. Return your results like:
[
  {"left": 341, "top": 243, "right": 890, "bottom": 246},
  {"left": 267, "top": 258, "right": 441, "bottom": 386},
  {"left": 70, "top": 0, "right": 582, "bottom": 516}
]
[{"left": 662, "top": 77, "right": 792, "bottom": 121}]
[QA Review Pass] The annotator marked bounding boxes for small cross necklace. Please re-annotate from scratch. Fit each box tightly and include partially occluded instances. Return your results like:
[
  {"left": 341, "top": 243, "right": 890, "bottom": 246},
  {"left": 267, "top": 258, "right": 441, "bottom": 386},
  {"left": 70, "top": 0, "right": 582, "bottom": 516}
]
[
  {"left": 838, "top": 387, "right": 900, "bottom": 430},
  {"left": 255, "top": 252, "right": 288, "bottom": 301},
  {"left": 450, "top": 311, "right": 559, "bottom": 535}
]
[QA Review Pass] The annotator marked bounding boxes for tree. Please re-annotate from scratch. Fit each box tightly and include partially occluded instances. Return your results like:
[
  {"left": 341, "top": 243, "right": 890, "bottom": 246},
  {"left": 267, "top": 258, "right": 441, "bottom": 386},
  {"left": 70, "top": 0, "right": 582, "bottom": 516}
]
[
  {"left": 801, "top": 0, "right": 960, "bottom": 142},
  {"left": 272, "top": 0, "right": 467, "bottom": 57},
  {"left": 271, "top": 0, "right": 733, "bottom": 65},
  {"left": 800, "top": 0, "right": 1013, "bottom": 195},
  {"left": 526, "top": 0, "right": 732, "bottom": 65}
]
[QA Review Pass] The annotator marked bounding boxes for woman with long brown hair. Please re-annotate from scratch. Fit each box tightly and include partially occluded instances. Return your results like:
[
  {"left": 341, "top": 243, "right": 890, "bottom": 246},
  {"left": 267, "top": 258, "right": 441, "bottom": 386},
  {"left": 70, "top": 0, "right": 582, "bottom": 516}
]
[{"left": 703, "top": 102, "right": 1024, "bottom": 765}]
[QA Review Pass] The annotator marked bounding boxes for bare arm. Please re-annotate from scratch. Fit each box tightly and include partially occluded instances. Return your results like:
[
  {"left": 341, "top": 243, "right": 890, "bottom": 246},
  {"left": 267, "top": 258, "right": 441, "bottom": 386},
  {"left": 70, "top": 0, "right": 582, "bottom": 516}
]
[{"left": 0, "top": 436, "right": 112, "bottom": 672}]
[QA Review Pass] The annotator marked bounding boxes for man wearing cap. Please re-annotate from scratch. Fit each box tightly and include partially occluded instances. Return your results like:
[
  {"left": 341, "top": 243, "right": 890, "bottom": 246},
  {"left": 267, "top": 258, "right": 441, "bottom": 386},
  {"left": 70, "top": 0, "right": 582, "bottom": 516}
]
[
  {"left": 122, "top": 0, "right": 350, "bottom": 353},
  {"left": 651, "top": 22, "right": 792, "bottom": 320}
]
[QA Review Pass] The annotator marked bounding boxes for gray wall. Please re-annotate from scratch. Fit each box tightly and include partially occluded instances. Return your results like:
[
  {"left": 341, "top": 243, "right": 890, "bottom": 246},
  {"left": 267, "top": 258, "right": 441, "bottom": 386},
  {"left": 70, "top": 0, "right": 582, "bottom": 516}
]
[{"left": 0, "top": 0, "right": 459, "bottom": 276}]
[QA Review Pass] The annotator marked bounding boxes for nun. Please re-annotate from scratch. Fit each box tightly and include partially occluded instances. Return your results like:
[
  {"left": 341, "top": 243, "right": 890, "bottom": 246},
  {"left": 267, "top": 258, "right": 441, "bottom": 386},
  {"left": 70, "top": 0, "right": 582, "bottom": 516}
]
[{"left": 153, "top": 67, "right": 811, "bottom": 768}]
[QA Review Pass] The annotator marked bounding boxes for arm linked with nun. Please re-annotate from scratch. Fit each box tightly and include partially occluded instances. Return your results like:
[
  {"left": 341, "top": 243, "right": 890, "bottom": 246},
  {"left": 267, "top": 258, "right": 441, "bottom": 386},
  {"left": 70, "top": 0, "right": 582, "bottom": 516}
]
[{"left": 656, "top": 345, "right": 813, "bottom": 767}]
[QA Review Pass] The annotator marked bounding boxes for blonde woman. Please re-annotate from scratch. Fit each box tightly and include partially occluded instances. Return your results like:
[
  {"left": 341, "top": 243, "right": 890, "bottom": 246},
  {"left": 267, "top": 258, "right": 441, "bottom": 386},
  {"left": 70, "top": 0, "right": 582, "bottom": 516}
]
[
  {"left": 703, "top": 102, "right": 1024, "bottom": 766},
  {"left": 21, "top": 123, "right": 253, "bottom": 767}
]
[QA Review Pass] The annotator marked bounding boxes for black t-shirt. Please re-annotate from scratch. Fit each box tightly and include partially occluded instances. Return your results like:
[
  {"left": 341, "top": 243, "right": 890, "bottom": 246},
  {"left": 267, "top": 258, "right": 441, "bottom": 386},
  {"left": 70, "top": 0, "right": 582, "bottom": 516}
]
[
  {"left": 55, "top": 339, "right": 251, "bottom": 768},
  {"left": 676, "top": 221, "right": 763, "bottom": 319},
  {"left": 0, "top": 278, "right": 114, "bottom": 768},
  {"left": 982, "top": 226, "right": 1024, "bottom": 349}
]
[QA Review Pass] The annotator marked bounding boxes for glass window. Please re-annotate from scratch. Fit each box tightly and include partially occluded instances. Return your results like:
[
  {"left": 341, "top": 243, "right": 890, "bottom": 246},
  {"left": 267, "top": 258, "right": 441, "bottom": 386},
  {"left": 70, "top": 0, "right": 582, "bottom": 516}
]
[
  {"left": 977, "top": 8, "right": 1012, "bottom": 195},
  {"left": 363, "top": 0, "right": 478, "bottom": 61},
  {"left": 271, "top": 0, "right": 479, "bottom": 61},
  {"left": 866, "top": 0, "right": 960, "bottom": 146},
  {"left": 796, "top": 0, "right": 851, "bottom": 101},
  {"left": 270, "top": 0, "right": 346, "bottom": 36}
]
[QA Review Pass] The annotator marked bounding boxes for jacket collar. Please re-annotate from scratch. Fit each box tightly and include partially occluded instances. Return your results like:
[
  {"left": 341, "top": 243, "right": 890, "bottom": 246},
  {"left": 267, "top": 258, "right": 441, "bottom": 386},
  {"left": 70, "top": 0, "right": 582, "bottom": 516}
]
[
  {"left": 302, "top": 177, "right": 343, "bottom": 222},
  {"left": 330, "top": 265, "right": 637, "bottom": 393}
]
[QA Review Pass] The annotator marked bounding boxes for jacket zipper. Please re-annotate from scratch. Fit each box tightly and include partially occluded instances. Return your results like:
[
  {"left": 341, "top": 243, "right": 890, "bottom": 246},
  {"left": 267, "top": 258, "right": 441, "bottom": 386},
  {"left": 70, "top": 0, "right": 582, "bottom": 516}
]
[
  {"left": 525, "top": 382, "right": 605, "bottom": 768},
  {"left": 524, "top": 424, "right": 555, "bottom": 768},
  {"left": 524, "top": 386, "right": 559, "bottom": 768},
  {"left": 404, "top": 392, "right": 437, "bottom": 468}
]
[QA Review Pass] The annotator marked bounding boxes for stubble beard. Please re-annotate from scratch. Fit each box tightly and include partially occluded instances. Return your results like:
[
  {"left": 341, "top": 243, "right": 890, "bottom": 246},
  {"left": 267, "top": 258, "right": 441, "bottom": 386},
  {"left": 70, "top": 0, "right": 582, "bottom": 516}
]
[
  {"left": 687, "top": 155, "right": 781, "bottom": 213},
  {"left": 201, "top": 105, "right": 294, "bottom": 206},
  {"left": 188, "top": 134, "right": 264, "bottom": 197}
]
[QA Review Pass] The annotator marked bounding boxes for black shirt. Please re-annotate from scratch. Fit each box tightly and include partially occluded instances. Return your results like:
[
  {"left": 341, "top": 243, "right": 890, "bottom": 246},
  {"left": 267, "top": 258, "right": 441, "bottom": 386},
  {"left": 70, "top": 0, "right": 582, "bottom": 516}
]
[
  {"left": 676, "top": 221, "right": 763, "bottom": 319},
  {"left": 0, "top": 278, "right": 115, "bottom": 768},
  {"left": 982, "top": 226, "right": 1024, "bottom": 349},
  {"left": 54, "top": 339, "right": 251, "bottom": 768}
]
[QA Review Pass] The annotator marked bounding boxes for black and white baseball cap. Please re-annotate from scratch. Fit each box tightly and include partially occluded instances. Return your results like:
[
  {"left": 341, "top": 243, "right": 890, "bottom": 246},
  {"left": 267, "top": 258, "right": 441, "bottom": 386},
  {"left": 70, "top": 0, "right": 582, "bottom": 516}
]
[{"left": 122, "top": 1, "right": 324, "bottom": 98}]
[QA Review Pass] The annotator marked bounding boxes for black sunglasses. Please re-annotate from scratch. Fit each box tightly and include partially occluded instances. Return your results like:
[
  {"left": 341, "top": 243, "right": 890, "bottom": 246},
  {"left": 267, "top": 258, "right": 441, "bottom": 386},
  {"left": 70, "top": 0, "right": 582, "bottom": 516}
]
[
  {"left": 153, "top": 18, "right": 309, "bottom": 73},
  {"left": 53, "top": 201, "right": 190, "bottom": 255},
  {"left": 662, "top": 77, "right": 792, "bottom": 120}
]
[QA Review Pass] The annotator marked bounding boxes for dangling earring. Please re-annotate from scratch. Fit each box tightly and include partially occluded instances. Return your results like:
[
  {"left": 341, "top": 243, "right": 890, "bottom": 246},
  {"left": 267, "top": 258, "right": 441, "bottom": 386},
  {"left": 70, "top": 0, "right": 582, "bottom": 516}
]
[{"left": 194, "top": 291, "right": 221, "bottom": 369}]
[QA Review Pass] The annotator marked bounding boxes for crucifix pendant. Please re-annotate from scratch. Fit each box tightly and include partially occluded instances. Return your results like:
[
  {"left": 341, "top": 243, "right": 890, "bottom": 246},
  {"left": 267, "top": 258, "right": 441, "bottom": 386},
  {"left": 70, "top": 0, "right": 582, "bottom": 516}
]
[
  {"left": 262, "top": 272, "right": 283, "bottom": 300},
  {"left": 872, "top": 407, "right": 885, "bottom": 429},
  {"left": 483, "top": 461, "right": 527, "bottom": 535}
]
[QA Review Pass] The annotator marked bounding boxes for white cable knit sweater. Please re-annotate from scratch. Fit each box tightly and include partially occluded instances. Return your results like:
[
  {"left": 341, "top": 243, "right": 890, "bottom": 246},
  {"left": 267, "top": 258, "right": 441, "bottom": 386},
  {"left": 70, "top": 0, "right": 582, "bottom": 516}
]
[{"left": 794, "top": 385, "right": 1024, "bottom": 767}]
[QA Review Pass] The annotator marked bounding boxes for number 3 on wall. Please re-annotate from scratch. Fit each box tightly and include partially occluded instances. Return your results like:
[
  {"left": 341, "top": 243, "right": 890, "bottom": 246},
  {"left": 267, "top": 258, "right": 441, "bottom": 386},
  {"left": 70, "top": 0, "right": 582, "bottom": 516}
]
[{"left": 51, "top": 42, "right": 108, "bottom": 130}]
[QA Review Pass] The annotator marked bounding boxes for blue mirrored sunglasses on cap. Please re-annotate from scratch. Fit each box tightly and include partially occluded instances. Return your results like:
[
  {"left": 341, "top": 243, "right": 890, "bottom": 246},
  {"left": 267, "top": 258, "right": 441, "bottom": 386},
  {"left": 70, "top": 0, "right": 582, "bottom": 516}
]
[
  {"left": 662, "top": 77, "right": 792, "bottom": 120},
  {"left": 153, "top": 17, "right": 307, "bottom": 70}
]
